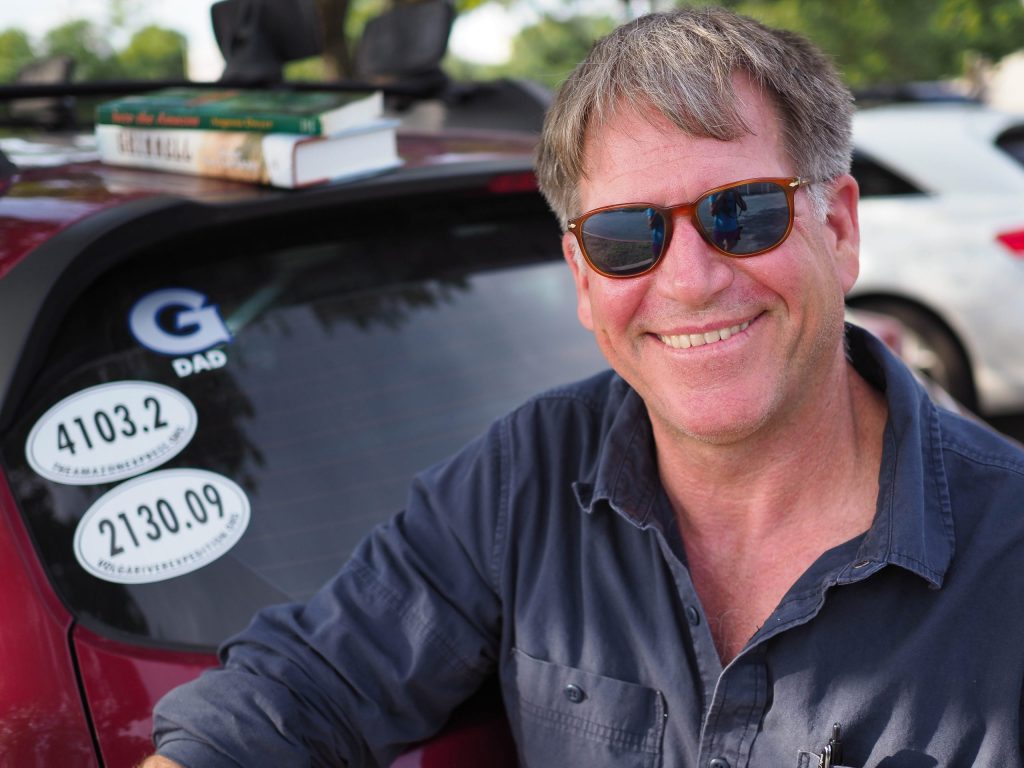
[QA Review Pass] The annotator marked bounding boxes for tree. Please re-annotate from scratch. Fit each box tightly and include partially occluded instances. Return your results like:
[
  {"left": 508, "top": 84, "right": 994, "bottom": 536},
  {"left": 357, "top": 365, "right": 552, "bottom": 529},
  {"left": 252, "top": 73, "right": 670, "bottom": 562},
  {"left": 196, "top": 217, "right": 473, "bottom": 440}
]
[
  {"left": 41, "top": 20, "right": 121, "bottom": 81},
  {"left": 0, "top": 28, "right": 36, "bottom": 82},
  {"left": 116, "top": 25, "right": 187, "bottom": 80},
  {"left": 503, "top": 14, "right": 617, "bottom": 89},
  {"left": 446, "top": 0, "right": 1024, "bottom": 100},
  {"left": 694, "top": 0, "right": 1024, "bottom": 87}
]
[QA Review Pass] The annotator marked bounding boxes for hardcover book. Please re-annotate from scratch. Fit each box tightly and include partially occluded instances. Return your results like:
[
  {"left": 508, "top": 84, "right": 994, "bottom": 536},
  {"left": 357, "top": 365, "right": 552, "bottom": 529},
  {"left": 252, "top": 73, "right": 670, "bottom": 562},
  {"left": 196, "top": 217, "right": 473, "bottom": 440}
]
[
  {"left": 95, "top": 120, "right": 401, "bottom": 188},
  {"left": 96, "top": 88, "right": 384, "bottom": 136}
]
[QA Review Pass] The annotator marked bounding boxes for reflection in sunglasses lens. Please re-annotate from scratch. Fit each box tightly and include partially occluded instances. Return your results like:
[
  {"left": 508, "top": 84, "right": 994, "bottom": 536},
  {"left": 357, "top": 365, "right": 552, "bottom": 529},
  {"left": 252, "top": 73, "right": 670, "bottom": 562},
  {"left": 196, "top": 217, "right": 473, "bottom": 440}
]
[
  {"left": 579, "top": 180, "right": 794, "bottom": 276},
  {"left": 582, "top": 207, "right": 664, "bottom": 276},
  {"left": 696, "top": 182, "right": 790, "bottom": 255}
]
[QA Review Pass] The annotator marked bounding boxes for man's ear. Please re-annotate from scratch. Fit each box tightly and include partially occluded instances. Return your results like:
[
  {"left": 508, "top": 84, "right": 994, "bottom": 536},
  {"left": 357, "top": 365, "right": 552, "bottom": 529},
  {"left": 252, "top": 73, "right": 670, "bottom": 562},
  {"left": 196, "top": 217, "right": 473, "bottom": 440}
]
[
  {"left": 562, "top": 232, "right": 594, "bottom": 331},
  {"left": 826, "top": 174, "right": 861, "bottom": 293}
]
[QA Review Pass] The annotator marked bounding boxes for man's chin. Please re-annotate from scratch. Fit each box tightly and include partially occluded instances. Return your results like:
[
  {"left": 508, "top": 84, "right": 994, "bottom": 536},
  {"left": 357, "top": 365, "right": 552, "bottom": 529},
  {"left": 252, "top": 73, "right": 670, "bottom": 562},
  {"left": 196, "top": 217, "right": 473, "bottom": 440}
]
[{"left": 648, "top": 393, "right": 780, "bottom": 448}]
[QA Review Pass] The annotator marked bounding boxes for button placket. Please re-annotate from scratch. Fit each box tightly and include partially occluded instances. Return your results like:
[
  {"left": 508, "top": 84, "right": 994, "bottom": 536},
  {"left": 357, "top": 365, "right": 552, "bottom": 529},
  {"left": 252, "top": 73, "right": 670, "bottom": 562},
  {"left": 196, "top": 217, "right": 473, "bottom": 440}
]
[{"left": 697, "top": 648, "right": 769, "bottom": 768}]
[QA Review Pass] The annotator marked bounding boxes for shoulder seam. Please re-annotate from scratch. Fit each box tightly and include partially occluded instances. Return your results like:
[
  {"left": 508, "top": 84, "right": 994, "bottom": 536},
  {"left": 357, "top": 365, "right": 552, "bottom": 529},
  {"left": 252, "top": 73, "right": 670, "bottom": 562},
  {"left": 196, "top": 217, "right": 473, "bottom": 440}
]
[{"left": 942, "top": 440, "right": 1024, "bottom": 476}]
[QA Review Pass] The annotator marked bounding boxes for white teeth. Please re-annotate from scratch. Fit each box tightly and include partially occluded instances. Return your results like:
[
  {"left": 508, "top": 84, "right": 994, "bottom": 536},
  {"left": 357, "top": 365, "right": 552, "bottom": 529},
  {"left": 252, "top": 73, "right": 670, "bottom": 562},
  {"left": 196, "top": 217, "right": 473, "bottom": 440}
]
[{"left": 658, "top": 320, "right": 750, "bottom": 350}]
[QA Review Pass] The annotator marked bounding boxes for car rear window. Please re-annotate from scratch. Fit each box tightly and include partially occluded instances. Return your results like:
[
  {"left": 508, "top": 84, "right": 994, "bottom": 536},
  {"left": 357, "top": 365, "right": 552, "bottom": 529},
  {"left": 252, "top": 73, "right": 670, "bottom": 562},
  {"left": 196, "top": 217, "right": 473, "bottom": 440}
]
[
  {"left": 1, "top": 189, "right": 607, "bottom": 650},
  {"left": 995, "top": 125, "right": 1024, "bottom": 168},
  {"left": 850, "top": 151, "right": 923, "bottom": 197}
]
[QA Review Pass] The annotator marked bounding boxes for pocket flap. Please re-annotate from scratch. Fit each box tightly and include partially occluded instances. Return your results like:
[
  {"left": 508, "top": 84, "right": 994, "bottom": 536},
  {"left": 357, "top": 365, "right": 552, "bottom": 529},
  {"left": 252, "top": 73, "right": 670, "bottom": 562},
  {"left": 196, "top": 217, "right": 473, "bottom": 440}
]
[{"left": 511, "top": 647, "right": 665, "bottom": 754}]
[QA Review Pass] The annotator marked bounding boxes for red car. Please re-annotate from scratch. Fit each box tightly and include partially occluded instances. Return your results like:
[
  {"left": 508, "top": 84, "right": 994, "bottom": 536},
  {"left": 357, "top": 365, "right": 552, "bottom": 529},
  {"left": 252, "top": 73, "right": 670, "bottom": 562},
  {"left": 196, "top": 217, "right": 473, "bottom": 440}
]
[{"left": 0, "top": 99, "right": 609, "bottom": 765}]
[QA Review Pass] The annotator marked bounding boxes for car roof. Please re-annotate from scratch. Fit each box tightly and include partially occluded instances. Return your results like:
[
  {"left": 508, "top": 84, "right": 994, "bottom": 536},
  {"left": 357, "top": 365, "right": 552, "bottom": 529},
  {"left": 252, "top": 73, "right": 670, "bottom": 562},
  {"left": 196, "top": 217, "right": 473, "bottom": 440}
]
[
  {"left": 853, "top": 102, "right": 1024, "bottom": 194},
  {"left": 0, "top": 127, "right": 538, "bottom": 272}
]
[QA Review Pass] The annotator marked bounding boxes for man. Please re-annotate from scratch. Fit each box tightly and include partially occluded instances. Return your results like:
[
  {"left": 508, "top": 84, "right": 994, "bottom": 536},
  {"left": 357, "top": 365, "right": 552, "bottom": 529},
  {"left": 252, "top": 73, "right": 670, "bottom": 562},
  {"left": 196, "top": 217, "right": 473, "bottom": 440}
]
[
  {"left": 145, "top": 8, "right": 1024, "bottom": 767},
  {"left": 709, "top": 186, "right": 747, "bottom": 250}
]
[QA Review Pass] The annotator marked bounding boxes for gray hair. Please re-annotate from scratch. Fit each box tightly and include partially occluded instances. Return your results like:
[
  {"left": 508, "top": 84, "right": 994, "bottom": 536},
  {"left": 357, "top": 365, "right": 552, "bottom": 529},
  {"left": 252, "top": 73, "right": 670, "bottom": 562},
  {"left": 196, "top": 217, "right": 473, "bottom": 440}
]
[{"left": 536, "top": 7, "right": 854, "bottom": 228}]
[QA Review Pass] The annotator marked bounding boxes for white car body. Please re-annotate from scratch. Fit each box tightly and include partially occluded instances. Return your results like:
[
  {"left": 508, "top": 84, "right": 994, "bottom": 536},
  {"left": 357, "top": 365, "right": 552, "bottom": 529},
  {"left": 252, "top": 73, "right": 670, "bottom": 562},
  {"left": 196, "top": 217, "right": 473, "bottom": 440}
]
[{"left": 849, "top": 102, "right": 1024, "bottom": 414}]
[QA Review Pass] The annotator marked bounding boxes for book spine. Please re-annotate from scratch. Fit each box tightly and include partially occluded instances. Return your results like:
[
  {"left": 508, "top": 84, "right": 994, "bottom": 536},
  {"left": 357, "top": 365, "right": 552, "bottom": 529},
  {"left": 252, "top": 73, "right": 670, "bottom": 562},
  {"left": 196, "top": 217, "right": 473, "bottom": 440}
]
[
  {"left": 95, "top": 106, "right": 322, "bottom": 135},
  {"left": 95, "top": 125, "right": 274, "bottom": 184}
]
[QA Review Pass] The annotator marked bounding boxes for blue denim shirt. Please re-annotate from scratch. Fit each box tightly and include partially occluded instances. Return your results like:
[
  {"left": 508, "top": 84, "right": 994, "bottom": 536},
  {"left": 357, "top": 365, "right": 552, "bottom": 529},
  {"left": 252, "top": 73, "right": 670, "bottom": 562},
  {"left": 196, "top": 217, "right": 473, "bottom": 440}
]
[{"left": 155, "top": 325, "right": 1024, "bottom": 768}]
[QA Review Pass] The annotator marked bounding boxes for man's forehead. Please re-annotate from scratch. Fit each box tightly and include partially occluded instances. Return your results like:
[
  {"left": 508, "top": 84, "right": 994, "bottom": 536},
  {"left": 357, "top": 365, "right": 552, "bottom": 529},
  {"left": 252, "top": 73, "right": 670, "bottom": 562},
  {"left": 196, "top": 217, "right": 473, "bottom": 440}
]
[
  {"left": 578, "top": 82, "right": 789, "bottom": 206},
  {"left": 580, "top": 74, "right": 785, "bottom": 173}
]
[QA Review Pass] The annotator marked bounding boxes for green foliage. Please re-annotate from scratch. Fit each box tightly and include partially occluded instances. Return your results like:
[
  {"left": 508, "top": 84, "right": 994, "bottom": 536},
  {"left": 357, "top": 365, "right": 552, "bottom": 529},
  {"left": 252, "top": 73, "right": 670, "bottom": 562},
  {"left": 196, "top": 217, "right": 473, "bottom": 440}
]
[
  {"left": 0, "top": 14, "right": 186, "bottom": 84},
  {"left": 434, "top": 11, "right": 603, "bottom": 91},
  {"left": 4, "top": 0, "right": 1021, "bottom": 91},
  {"left": 42, "top": 20, "right": 121, "bottom": 81},
  {"left": 116, "top": 25, "right": 187, "bottom": 80},
  {"left": 687, "top": 0, "right": 1024, "bottom": 87},
  {"left": 499, "top": 13, "right": 618, "bottom": 89},
  {"left": 0, "top": 28, "right": 36, "bottom": 82},
  {"left": 285, "top": 56, "right": 329, "bottom": 82},
  {"left": 443, "top": 53, "right": 504, "bottom": 83}
]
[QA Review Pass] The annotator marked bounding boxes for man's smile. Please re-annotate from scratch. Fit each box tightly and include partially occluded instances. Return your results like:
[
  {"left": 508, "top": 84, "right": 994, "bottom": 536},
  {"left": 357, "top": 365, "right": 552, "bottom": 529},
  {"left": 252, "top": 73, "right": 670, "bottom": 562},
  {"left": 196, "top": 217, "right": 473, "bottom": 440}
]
[{"left": 656, "top": 318, "right": 753, "bottom": 349}]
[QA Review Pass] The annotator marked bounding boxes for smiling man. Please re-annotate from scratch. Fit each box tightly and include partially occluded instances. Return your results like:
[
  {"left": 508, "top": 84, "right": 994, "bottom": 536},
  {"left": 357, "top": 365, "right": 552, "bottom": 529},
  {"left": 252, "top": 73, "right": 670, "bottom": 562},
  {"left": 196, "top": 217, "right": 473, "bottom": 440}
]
[
  {"left": 146, "top": 8, "right": 1024, "bottom": 768},
  {"left": 547, "top": 66, "right": 889, "bottom": 667}
]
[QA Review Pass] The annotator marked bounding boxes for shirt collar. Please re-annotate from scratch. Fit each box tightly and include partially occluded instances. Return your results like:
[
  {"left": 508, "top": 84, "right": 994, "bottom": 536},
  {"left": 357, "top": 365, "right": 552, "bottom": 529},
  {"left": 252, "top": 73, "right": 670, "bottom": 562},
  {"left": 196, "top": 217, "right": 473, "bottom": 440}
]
[
  {"left": 571, "top": 380, "right": 662, "bottom": 529},
  {"left": 843, "top": 324, "right": 955, "bottom": 588},
  {"left": 572, "top": 324, "right": 955, "bottom": 588}
]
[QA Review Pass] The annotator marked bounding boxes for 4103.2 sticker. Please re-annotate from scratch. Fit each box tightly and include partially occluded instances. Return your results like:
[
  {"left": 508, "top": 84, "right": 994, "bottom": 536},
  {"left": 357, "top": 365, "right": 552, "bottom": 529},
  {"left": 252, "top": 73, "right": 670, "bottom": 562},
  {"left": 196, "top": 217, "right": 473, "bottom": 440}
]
[
  {"left": 26, "top": 381, "right": 197, "bottom": 485},
  {"left": 74, "top": 468, "right": 251, "bottom": 584}
]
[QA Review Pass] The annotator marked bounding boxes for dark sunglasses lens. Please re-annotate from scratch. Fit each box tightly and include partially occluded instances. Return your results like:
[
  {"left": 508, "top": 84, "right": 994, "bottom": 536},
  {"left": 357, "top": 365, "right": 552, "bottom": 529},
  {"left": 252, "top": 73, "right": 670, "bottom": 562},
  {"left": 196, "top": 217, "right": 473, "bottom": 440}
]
[
  {"left": 581, "top": 207, "right": 665, "bottom": 276},
  {"left": 696, "top": 182, "right": 791, "bottom": 255}
]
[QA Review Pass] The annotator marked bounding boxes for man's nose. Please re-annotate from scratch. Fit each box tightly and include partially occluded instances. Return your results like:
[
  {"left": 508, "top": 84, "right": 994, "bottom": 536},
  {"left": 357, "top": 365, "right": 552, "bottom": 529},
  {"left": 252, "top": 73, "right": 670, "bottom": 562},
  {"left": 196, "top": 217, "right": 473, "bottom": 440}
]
[{"left": 652, "top": 216, "right": 735, "bottom": 305}]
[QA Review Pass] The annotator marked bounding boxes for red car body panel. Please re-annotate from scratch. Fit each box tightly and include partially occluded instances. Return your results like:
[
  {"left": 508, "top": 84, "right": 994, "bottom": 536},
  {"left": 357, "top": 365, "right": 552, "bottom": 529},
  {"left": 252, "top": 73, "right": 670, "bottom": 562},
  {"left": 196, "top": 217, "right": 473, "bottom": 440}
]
[
  {"left": 70, "top": 631, "right": 520, "bottom": 768},
  {"left": 0, "top": 471, "right": 97, "bottom": 765},
  {"left": 72, "top": 626, "right": 216, "bottom": 768},
  {"left": 72, "top": 623, "right": 519, "bottom": 768}
]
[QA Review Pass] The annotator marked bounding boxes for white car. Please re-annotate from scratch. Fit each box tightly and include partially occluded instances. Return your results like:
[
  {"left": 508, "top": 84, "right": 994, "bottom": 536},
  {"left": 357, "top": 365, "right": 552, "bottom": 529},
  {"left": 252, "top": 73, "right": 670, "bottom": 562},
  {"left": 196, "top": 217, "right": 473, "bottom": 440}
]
[{"left": 848, "top": 101, "right": 1024, "bottom": 415}]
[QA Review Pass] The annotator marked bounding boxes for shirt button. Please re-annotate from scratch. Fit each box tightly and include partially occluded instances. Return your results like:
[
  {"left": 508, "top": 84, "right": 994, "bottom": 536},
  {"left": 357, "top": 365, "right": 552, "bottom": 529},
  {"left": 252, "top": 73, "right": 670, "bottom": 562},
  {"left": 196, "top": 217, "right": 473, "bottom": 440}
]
[
  {"left": 708, "top": 759, "right": 730, "bottom": 768},
  {"left": 564, "top": 684, "right": 585, "bottom": 703},
  {"left": 686, "top": 605, "right": 701, "bottom": 626}
]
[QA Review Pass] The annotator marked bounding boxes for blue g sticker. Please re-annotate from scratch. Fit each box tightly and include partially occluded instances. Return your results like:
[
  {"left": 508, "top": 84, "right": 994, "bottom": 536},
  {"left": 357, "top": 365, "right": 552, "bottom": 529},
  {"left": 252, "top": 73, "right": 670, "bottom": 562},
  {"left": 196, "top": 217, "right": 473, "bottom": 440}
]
[{"left": 129, "top": 288, "right": 231, "bottom": 356}]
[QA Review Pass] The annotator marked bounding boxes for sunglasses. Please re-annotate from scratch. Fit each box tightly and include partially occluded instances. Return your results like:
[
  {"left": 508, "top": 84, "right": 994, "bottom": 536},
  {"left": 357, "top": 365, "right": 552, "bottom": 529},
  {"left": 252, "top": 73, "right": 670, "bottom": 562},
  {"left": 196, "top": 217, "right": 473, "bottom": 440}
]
[{"left": 567, "top": 177, "right": 808, "bottom": 278}]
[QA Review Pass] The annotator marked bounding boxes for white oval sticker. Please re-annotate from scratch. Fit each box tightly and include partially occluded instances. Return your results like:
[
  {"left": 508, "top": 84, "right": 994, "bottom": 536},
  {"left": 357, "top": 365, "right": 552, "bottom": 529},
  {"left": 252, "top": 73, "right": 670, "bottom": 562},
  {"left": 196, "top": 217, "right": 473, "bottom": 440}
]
[
  {"left": 26, "top": 381, "right": 197, "bottom": 485},
  {"left": 73, "top": 469, "right": 251, "bottom": 584}
]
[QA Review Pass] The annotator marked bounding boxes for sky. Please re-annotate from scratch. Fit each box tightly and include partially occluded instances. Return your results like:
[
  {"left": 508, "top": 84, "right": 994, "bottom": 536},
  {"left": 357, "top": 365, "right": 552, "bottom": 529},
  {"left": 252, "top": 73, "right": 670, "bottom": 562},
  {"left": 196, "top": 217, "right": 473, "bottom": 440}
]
[{"left": 0, "top": 0, "right": 545, "bottom": 79}]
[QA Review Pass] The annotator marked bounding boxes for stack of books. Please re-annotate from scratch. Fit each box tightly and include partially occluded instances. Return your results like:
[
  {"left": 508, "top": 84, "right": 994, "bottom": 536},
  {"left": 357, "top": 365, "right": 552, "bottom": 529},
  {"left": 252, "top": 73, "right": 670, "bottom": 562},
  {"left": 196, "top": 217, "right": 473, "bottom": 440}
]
[{"left": 94, "top": 88, "right": 401, "bottom": 188}]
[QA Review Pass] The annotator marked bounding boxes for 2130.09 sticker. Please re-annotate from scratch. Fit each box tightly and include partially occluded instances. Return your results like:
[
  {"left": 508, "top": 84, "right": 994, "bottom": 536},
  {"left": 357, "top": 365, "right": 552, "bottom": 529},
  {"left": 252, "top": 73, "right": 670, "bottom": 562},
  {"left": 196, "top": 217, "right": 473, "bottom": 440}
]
[
  {"left": 74, "top": 469, "right": 251, "bottom": 584},
  {"left": 26, "top": 381, "right": 197, "bottom": 485}
]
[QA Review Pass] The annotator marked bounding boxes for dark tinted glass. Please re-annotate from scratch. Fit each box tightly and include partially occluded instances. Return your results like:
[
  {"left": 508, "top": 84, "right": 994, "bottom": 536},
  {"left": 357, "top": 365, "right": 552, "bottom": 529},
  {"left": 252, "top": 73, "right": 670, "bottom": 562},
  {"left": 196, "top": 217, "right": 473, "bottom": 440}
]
[
  {"left": 694, "top": 181, "right": 791, "bottom": 254},
  {"left": 995, "top": 125, "right": 1024, "bottom": 168},
  {"left": 1, "top": 192, "right": 606, "bottom": 649},
  {"left": 850, "top": 151, "right": 922, "bottom": 197},
  {"left": 580, "top": 207, "right": 662, "bottom": 276},
  {"left": 579, "top": 181, "right": 795, "bottom": 277}
]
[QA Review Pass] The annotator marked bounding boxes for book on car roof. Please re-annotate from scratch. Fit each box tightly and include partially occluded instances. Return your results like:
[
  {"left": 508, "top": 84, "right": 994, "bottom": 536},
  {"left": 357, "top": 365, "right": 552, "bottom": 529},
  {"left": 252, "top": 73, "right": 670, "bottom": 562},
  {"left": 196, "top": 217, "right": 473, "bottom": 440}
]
[
  {"left": 95, "top": 88, "right": 384, "bottom": 136},
  {"left": 94, "top": 120, "right": 401, "bottom": 189}
]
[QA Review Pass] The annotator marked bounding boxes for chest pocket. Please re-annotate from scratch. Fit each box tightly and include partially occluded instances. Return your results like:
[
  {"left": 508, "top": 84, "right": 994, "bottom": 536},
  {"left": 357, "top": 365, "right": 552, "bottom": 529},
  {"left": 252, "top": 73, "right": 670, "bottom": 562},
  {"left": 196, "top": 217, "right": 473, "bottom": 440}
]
[{"left": 508, "top": 648, "right": 666, "bottom": 768}]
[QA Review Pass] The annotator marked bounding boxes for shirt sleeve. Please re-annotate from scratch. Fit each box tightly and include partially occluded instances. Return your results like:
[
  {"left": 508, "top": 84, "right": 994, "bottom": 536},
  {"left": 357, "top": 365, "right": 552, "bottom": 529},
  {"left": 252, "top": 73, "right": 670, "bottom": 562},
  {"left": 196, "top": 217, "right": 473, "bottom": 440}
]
[{"left": 152, "top": 420, "right": 508, "bottom": 768}]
